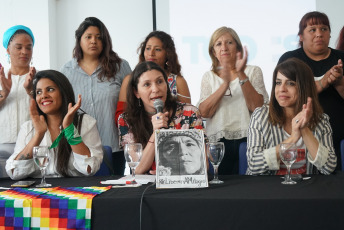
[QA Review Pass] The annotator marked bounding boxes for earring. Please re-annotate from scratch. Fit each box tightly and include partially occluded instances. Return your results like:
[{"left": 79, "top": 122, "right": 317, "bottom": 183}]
[
  {"left": 138, "top": 98, "right": 141, "bottom": 107},
  {"left": 30, "top": 57, "right": 33, "bottom": 66},
  {"left": 7, "top": 54, "right": 10, "bottom": 64},
  {"left": 165, "top": 61, "right": 169, "bottom": 66}
]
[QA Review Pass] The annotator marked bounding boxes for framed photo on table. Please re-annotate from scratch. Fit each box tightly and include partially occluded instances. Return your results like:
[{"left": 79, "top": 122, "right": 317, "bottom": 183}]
[{"left": 155, "top": 129, "right": 208, "bottom": 188}]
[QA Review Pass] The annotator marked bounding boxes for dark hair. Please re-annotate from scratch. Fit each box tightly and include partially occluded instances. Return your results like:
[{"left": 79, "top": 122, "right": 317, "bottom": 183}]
[
  {"left": 138, "top": 31, "right": 182, "bottom": 76},
  {"left": 269, "top": 58, "right": 322, "bottom": 130},
  {"left": 73, "top": 17, "right": 122, "bottom": 80},
  {"left": 33, "top": 70, "right": 85, "bottom": 177},
  {"left": 125, "top": 61, "right": 176, "bottom": 147},
  {"left": 336, "top": 26, "right": 344, "bottom": 51},
  {"left": 298, "top": 11, "right": 331, "bottom": 47},
  {"left": 8, "top": 30, "right": 34, "bottom": 47}
]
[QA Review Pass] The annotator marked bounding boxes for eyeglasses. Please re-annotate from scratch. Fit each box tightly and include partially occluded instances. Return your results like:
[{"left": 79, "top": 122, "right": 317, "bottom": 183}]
[{"left": 224, "top": 86, "right": 232, "bottom": 97}]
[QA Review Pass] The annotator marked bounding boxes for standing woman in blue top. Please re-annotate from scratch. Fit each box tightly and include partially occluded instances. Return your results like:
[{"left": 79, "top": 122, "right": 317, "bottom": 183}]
[
  {"left": 0, "top": 25, "right": 36, "bottom": 177},
  {"left": 60, "top": 17, "right": 131, "bottom": 175}
]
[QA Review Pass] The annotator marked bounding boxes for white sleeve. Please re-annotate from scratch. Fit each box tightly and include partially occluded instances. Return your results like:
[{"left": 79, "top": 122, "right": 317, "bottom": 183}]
[
  {"left": 196, "top": 72, "right": 212, "bottom": 106},
  {"left": 5, "top": 121, "right": 40, "bottom": 180},
  {"left": 72, "top": 114, "right": 103, "bottom": 175},
  {"left": 247, "top": 66, "right": 269, "bottom": 104}
]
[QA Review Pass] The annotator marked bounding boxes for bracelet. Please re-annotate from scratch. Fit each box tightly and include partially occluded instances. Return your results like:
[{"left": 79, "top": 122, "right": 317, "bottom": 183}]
[
  {"left": 148, "top": 140, "right": 154, "bottom": 144},
  {"left": 49, "top": 123, "right": 83, "bottom": 149},
  {"left": 239, "top": 77, "right": 249, "bottom": 86},
  {"left": 28, "top": 90, "right": 34, "bottom": 95},
  {"left": 64, "top": 123, "right": 83, "bottom": 145}
]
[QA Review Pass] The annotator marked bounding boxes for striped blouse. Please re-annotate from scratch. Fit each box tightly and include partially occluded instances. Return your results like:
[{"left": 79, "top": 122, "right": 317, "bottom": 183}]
[{"left": 246, "top": 105, "right": 337, "bottom": 175}]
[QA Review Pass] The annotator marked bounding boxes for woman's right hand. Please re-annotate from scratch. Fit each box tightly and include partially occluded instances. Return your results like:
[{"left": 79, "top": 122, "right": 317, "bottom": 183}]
[
  {"left": 0, "top": 67, "right": 12, "bottom": 99},
  {"left": 29, "top": 99, "right": 47, "bottom": 135},
  {"left": 151, "top": 112, "right": 169, "bottom": 130}
]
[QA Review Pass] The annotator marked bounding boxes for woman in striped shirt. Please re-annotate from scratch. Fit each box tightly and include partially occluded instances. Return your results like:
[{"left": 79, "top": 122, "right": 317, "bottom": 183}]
[{"left": 247, "top": 58, "right": 336, "bottom": 175}]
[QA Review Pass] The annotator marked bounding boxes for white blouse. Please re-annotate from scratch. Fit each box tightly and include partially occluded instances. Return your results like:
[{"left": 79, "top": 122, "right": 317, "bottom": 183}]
[
  {"left": 0, "top": 70, "right": 30, "bottom": 144},
  {"left": 197, "top": 65, "right": 269, "bottom": 142},
  {"left": 6, "top": 114, "right": 103, "bottom": 180}
]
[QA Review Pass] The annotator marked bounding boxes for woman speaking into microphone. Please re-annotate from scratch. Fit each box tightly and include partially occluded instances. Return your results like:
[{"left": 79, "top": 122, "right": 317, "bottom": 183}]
[{"left": 118, "top": 61, "right": 204, "bottom": 174}]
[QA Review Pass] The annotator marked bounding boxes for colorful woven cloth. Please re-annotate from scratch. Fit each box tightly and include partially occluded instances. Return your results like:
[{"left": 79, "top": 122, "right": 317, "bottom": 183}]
[{"left": 0, "top": 186, "right": 110, "bottom": 230}]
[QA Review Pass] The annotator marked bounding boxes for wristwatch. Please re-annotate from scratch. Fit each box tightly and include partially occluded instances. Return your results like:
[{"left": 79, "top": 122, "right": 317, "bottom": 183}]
[{"left": 239, "top": 78, "right": 249, "bottom": 86}]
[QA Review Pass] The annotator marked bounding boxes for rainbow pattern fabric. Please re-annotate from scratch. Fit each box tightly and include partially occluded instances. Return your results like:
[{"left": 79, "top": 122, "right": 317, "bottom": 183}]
[{"left": 0, "top": 186, "right": 110, "bottom": 230}]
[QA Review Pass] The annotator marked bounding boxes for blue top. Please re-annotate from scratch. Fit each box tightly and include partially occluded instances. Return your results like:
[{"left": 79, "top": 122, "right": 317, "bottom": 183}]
[{"left": 61, "top": 58, "right": 131, "bottom": 151}]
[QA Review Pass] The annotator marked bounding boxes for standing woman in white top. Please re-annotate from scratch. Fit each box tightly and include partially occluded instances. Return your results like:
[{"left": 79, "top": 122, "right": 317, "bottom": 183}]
[
  {"left": 60, "top": 17, "right": 131, "bottom": 175},
  {"left": 0, "top": 25, "right": 36, "bottom": 177},
  {"left": 198, "top": 26, "right": 269, "bottom": 175}
]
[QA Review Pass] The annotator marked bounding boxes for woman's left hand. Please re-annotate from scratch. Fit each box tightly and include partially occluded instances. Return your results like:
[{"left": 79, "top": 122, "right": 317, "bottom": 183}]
[
  {"left": 23, "top": 67, "right": 36, "bottom": 93},
  {"left": 329, "top": 59, "right": 343, "bottom": 85},
  {"left": 62, "top": 94, "right": 81, "bottom": 129},
  {"left": 292, "top": 97, "right": 313, "bottom": 131},
  {"left": 235, "top": 46, "right": 248, "bottom": 72}
]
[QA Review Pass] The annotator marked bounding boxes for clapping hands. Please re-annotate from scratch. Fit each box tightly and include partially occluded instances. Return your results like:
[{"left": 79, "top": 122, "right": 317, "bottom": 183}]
[
  {"left": 62, "top": 94, "right": 82, "bottom": 129},
  {"left": 29, "top": 98, "right": 47, "bottom": 135},
  {"left": 24, "top": 67, "right": 36, "bottom": 94},
  {"left": 292, "top": 97, "right": 313, "bottom": 138},
  {"left": 0, "top": 66, "right": 12, "bottom": 99}
]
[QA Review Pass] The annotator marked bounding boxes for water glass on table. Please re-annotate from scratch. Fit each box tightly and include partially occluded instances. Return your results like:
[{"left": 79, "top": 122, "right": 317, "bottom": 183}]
[
  {"left": 206, "top": 142, "right": 224, "bottom": 184},
  {"left": 124, "top": 143, "right": 142, "bottom": 184},
  {"left": 33, "top": 146, "right": 51, "bottom": 187},
  {"left": 279, "top": 143, "right": 297, "bottom": 185}
]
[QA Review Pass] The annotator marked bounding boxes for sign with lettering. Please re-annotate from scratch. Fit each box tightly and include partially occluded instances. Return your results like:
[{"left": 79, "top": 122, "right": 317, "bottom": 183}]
[{"left": 155, "top": 129, "right": 208, "bottom": 188}]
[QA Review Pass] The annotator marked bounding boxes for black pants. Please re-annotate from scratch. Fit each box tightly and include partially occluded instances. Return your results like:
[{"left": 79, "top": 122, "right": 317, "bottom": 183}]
[
  {"left": 112, "top": 151, "right": 125, "bottom": 176},
  {"left": 218, "top": 137, "right": 247, "bottom": 175}
]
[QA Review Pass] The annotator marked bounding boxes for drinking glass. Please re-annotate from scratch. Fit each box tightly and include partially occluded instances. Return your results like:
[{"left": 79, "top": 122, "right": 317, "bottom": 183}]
[
  {"left": 279, "top": 143, "right": 297, "bottom": 185},
  {"left": 124, "top": 143, "right": 142, "bottom": 184},
  {"left": 33, "top": 146, "right": 51, "bottom": 187},
  {"left": 206, "top": 142, "right": 224, "bottom": 184}
]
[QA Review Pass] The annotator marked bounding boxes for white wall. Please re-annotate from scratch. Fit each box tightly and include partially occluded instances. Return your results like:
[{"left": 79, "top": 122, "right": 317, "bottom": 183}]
[
  {"left": 1, "top": 0, "right": 344, "bottom": 95},
  {"left": 155, "top": 0, "right": 344, "bottom": 104},
  {"left": 0, "top": 0, "right": 50, "bottom": 70},
  {"left": 55, "top": 0, "right": 153, "bottom": 71}
]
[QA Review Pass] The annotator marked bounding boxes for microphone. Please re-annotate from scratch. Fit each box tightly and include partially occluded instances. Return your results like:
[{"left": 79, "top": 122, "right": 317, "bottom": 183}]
[{"left": 153, "top": 99, "right": 164, "bottom": 114}]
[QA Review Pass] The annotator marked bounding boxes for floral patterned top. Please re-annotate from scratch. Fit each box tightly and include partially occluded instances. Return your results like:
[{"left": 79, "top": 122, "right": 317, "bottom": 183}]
[
  {"left": 118, "top": 102, "right": 205, "bottom": 171},
  {"left": 167, "top": 73, "right": 178, "bottom": 98},
  {"left": 118, "top": 102, "right": 204, "bottom": 150}
]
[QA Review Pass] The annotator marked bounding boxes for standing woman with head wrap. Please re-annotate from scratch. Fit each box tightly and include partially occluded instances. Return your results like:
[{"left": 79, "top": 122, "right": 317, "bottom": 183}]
[{"left": 0, "top": 25, "right": 36, "bottom": 176}]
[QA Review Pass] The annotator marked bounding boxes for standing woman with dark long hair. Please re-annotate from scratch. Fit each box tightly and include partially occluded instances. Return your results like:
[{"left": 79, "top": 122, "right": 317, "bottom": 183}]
[
  {"left": 6, "top": 70, "right": 103, "bottom": 180},
  {"left": 61, "top": 17, "right": 131, "bottom": 175}
]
